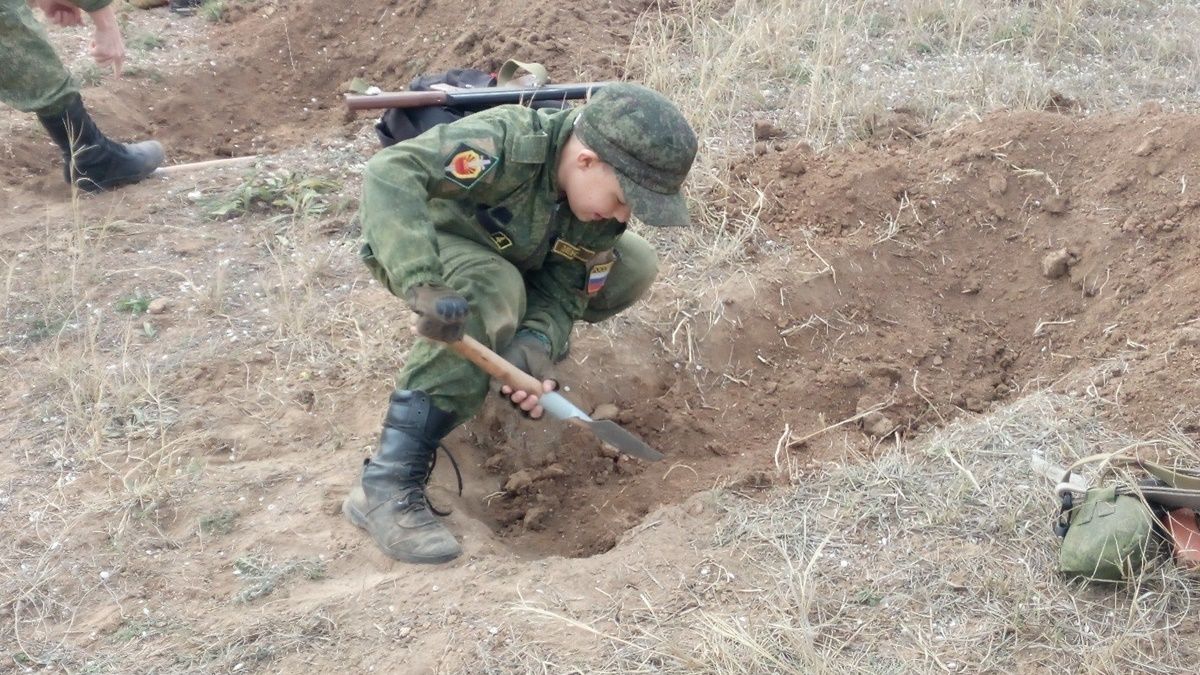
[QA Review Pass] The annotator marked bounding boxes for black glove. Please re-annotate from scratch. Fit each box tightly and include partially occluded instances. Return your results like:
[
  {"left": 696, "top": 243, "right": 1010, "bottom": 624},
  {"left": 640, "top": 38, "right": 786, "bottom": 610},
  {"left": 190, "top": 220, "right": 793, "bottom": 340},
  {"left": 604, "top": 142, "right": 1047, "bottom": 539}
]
[
  {"left": 498, "top": 330, "right": 558, "bottom": 418},
  {"left": 500, "top": 330, "right": 556, "bottom": 382},
  {"left": 404, "top": 283, "right": 469, "bottom": 341}
]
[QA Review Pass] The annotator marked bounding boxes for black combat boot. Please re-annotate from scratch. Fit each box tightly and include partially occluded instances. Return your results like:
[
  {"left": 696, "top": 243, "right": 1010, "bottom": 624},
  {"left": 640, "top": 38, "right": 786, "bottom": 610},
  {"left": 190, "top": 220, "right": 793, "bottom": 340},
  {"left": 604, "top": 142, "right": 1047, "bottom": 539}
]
[
  {"left": 343, "top": 390, "right": 462, "bottom": 563},
  {"left": 36, "top": 94, "right": 164, "bottom": 192}
]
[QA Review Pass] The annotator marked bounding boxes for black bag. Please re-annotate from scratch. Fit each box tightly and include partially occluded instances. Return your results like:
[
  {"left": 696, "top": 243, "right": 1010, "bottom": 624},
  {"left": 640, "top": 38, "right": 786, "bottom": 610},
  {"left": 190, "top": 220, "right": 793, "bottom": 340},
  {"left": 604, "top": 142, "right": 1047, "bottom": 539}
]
[{"left": 375, "top": 60, "right": 565, "bottom": 147}]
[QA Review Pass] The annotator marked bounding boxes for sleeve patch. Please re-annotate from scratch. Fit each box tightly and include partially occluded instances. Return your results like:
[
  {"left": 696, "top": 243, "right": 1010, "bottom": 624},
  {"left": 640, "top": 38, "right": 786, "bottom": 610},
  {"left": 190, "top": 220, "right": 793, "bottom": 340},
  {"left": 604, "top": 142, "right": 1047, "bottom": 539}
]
[{"left": 443, "top": 143, "right": 499, "bottom": 189}]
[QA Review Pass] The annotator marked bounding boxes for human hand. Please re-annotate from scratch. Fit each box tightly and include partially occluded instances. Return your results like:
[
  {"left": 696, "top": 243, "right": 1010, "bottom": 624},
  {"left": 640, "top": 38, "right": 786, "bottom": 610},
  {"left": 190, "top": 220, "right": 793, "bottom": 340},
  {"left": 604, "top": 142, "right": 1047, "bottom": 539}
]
[
  {"left": 498, "top": 331, "right": 558, "bottom": 419},
  {"left": 87, "top": 6, "right": 124, "bottom": 75},
  {"left": 33, "top": 0, "right": 84, "bottom": 26},
  {"left": 404, "top": 283, "right": 470, "bottom": 341},
  {"left": 499, "top": 330, "right": 556, "bottom": 381},
  {"left": 500, "top": 378, "right": 557, "bottom": 420}
]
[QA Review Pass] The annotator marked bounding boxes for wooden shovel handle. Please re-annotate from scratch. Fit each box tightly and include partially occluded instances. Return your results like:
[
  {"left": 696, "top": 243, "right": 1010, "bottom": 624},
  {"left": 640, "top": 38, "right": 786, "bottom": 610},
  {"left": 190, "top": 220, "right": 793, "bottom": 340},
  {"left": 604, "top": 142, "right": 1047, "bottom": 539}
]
[{"left": 447, "top": 335, "right": 544, "bottom": 395}]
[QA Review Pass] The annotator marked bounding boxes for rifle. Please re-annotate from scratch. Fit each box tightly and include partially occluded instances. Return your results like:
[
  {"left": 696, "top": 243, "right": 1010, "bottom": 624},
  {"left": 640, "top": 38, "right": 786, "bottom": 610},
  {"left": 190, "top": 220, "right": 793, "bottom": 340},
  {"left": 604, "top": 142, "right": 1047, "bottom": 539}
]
[{"left": 344, "top": 82, "right": 613, "bottom": 112}]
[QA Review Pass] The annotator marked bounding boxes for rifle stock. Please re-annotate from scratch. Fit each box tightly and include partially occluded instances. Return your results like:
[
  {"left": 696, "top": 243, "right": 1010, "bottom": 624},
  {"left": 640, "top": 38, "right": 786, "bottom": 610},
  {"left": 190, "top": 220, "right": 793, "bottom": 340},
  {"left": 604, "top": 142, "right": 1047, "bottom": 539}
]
[{"left": 344, "top": 82, "right": 613, "bottom": 111}]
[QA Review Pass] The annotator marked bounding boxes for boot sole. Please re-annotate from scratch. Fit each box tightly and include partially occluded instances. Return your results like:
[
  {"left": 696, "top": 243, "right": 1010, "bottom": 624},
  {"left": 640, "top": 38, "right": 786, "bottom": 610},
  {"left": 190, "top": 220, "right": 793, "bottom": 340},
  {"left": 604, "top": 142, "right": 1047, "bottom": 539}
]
[{"left": 342, "top": 497, "right": 461, "bottom": 565}]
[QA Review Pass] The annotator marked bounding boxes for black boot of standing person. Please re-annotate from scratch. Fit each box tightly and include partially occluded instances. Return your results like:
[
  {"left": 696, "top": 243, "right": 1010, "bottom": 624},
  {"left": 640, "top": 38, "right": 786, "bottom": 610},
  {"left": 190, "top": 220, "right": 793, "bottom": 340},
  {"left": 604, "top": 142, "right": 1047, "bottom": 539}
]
[
  {"left": 343, "top": 390, "right": 463, "bottom": 564},
  {"left": 36, "top": 94, "right": 164, "bottom": 192}
]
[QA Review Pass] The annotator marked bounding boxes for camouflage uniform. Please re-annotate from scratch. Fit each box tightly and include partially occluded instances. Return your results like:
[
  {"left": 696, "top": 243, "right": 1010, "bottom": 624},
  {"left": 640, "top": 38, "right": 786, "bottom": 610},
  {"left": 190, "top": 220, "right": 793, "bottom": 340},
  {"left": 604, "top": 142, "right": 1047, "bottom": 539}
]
[
  {"left": 347, "top": 83, "right": 698, "bottom": 563},
  {"left": 361, "top": 104, "right": 665, "bottom": 421},
  {"left": 0, "top": 0, "right": 111, "bottom": 115},
  {"left": 2, "top": 0, "right": 164, "bottom": 190}
]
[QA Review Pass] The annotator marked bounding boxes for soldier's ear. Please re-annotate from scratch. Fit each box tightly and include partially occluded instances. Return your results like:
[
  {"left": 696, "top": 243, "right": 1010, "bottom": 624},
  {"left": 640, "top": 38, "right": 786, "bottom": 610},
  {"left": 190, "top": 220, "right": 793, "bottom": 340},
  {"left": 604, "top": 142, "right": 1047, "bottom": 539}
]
[{"left": 576, "top": 147, "right": 601, "bottom": 170}]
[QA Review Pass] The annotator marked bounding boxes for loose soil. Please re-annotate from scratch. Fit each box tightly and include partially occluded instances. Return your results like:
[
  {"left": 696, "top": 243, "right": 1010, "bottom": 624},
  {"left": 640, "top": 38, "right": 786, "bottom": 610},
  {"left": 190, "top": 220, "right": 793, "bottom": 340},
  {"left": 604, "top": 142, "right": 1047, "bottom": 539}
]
[{"left": 2, "top": 1, "right": 1199, "bottom": 671}]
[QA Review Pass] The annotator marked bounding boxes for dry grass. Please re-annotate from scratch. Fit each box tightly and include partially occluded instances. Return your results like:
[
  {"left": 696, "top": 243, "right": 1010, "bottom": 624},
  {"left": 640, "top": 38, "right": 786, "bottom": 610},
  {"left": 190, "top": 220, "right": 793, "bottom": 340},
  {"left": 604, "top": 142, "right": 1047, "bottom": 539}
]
[
  {"left": 485, "top": 392, "right": 1200, "bottom": 673},
  {"left": 631, "top": 0, "right": 1200, "bottom": 155},
  {"left": 0, "top": 138, "right": 379, "bottom": 670},
  {"left": 4, "top": 2, "right": 1200, "bottom": 672}
]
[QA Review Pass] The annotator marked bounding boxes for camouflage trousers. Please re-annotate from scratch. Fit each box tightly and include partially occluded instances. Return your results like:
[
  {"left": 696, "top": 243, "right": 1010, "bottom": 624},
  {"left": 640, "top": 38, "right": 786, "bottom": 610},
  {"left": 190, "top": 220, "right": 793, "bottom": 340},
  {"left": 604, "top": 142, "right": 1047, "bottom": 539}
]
[
  {"left": 399, "top": 231, "right": 658, "bottom": 422},
  {"left": 0, "top": 0, "right": 78, "bottom": 115}
]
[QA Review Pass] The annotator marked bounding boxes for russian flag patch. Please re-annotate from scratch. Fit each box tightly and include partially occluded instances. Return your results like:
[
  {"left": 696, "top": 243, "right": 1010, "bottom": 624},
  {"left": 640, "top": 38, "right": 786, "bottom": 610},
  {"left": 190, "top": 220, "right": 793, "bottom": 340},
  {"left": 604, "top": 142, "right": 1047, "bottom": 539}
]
[{"left": 586, "top": 261, "right": 614, "bottom": 295}]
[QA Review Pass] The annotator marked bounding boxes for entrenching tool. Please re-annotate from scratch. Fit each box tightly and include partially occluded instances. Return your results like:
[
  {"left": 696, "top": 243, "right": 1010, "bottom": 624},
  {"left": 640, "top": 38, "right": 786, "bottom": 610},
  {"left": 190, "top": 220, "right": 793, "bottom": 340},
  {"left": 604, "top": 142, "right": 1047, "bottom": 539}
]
[{"left": 446, "top": 336, "right": 664, "bottom": 462}]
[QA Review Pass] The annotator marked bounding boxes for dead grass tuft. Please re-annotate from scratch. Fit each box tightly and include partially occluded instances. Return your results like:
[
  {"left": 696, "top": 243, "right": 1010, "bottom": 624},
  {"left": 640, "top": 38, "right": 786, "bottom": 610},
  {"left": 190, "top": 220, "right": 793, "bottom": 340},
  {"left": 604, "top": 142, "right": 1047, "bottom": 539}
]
[{"left": 490, "top": 392, "right": 1200, "bottom": 672}]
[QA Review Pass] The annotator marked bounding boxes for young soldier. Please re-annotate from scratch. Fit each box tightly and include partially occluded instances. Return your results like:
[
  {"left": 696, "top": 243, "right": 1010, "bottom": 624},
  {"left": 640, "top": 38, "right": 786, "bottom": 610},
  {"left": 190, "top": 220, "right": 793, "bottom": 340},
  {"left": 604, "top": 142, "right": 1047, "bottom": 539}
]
[
  {"left": 345, "top": 82, "right": 698, "bottom": 563},
  {"left": 1, "top": 0, "right": 163, "bottom": 190}
]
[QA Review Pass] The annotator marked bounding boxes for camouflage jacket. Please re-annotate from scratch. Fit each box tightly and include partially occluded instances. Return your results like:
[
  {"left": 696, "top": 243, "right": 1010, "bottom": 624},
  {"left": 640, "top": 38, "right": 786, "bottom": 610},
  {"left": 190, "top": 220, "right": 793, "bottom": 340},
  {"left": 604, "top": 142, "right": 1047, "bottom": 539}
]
[
  {"left": 360, "top": 105, "right": 626, "bottom": 358},
  {"left": 68, "top": 0, "right": 114, "bottom": 11}
]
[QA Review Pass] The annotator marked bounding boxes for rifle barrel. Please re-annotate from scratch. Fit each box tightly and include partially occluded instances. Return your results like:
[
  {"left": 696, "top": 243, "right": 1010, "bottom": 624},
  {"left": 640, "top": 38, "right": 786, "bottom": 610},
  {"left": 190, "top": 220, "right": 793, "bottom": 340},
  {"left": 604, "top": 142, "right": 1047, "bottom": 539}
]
[{"left": 345, "top": 82, "right": 612, "bottom": 111}]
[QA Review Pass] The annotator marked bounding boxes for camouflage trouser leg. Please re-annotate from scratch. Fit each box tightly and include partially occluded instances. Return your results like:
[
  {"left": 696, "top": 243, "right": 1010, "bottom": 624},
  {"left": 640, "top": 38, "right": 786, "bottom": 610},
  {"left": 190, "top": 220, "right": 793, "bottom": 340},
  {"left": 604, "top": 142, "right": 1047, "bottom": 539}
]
[
  {"left": 0, "top": 0, "right": 78, "bottom": 115},
  {"left": 400, "top": 231, "right": 658, "bottom": 421}
]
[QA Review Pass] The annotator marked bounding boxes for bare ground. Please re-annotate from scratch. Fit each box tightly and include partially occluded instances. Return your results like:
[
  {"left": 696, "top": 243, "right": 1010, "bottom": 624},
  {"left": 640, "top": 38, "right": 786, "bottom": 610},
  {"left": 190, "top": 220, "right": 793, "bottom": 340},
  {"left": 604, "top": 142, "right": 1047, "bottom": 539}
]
[{"left": 2, "top": 2, "right": 1200, "bottom": 673}]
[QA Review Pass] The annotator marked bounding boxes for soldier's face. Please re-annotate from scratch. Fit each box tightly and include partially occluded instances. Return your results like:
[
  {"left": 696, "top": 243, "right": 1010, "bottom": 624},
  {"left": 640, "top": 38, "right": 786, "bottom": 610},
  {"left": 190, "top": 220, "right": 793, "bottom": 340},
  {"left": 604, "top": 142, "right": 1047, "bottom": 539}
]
[{"left": 560, "top": 147, "right": 632, "bottom": 223}]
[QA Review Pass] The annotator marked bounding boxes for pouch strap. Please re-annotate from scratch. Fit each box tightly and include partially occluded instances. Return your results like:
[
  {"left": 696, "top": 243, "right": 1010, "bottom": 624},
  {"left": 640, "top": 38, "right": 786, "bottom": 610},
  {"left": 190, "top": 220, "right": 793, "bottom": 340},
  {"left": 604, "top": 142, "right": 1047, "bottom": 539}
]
[{"left": 496, "top": 60, "right": 551, "bottom": 87}]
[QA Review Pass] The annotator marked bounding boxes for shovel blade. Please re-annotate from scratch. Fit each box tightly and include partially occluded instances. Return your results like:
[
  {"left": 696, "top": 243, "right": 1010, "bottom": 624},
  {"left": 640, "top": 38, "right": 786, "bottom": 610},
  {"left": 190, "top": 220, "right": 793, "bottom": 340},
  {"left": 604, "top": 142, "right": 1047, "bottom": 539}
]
[{"left": 580, "top": 419, "right": 664, "bottom": 462}]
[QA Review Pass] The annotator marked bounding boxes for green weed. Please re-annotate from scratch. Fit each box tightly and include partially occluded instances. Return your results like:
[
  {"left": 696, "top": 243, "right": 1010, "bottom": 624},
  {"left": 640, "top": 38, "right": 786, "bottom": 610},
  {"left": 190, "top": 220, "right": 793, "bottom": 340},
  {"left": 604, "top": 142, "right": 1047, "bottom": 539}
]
[
  {"left": 203, "top": 169, "right": 341, "bottom": 222},
  {"left": 75, "top": 63, "right": 105, "bottom": 87},
  {"left": 127, "top": 33, "right": 167, "bottom": 51},
  {"left": 201, "top": 0, "right": 228, "bottom": 23},
  {"left": 115, "top": 294, "right": 152, "bottom": 315},
  {"left": 200, "top": 510, "right": 239, "bottom": 536},
  {"left": 233, "top": 553, "right": 326, "bottom": 603}
]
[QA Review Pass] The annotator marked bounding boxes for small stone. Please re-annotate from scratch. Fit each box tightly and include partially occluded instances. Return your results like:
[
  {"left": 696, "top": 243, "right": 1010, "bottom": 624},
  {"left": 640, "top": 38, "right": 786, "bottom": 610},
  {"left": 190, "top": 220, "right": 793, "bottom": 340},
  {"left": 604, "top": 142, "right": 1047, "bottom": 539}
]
[
  {"left": 483, "top": 454, "right": 505, "bottom": 472},
  {"left": 862, "top": 411, "right": 896, "bottom": 438},
  {"left": 504, "top": 469, "right": 534, "bottom": 493},
  {"left": 780, "top": 156, "right": 807, "bottom": 177},
  {"left": 752, "top": 119, "right": 785, "bottom": 140},
  {"left": 987, "top": 174, "right": 1008, "bottom": 196},
  {"left": 147, "top": 298, "right": 169, "bottom": 314},
  {"left": 591, "top": 403, "right": 619, "bottom": 421},
  {"left": 1043, "top": 195, "right": 1070, "bottom": 214},
  {"left": 537, "top": 463, "right": 566, "bottom": 480},
  {"left": 523, "top": 505, "right": 550, "bottom": 530},
  {"left": 1041, "top": 249, "right": 1074, "bottom": 279}
]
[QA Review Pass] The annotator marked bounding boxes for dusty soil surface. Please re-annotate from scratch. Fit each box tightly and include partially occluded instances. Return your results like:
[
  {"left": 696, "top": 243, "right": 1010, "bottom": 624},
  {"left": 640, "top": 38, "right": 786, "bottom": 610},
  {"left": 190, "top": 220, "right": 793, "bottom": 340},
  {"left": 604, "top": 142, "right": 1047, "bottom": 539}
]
[{"left": 2, "top": 1, "right": 1199, "bottom": 672}]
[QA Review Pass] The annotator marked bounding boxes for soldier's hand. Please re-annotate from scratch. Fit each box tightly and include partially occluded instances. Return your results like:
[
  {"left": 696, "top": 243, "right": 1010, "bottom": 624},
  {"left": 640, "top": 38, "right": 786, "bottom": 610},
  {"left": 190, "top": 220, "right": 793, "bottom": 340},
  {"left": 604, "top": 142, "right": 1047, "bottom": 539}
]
[
  {"left": 498, "top": 330, "right": 558, "bottom": 419},
  {"left": 500, "top": 379, "right": 556, "bottom": 420},
  {"left": 404, "top": 283, "right": 469, "bottom": 341},
  {"left": 87, "top": 6, "right": 125, "bottom": 75},
  {"left": 499, "top": 330, "right": 556, "bottom": 382},
  {"left": 34, "top": 0, "right": 83, "bottom": 26}
]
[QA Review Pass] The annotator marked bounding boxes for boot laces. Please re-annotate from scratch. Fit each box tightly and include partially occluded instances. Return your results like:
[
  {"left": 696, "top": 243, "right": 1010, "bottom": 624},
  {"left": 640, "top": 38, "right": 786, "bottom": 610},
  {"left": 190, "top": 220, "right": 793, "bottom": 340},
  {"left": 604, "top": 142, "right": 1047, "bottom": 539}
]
[{"left": 395, "top": 444, "right": 464, "bottom": 518}]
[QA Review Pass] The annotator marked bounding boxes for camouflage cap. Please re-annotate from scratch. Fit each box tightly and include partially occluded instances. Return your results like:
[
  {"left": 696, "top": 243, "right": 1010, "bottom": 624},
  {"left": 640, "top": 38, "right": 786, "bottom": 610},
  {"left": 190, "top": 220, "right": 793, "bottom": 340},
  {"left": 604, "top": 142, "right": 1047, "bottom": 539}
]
[{"left": 575, "top": 83, "right": 698, "bottom": 227}]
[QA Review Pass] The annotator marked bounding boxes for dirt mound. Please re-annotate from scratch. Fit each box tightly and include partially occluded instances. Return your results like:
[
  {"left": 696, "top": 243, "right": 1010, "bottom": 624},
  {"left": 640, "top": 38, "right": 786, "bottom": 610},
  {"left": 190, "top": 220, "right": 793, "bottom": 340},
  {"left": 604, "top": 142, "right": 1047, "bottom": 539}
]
[
  {"left": 6, "top": 3, "right": 1200, "bottom": 669},
  {"left": 3, "top": 0, "right": 648, "bottom": 186},
  {"left": 151, "top": 0, "right": 650, "bottom": 159},
  {"left": 462, "top": 107, "right": 1200, "bottom": 557},
  {"left": 746, "top": 107, "right": 1200, "bottom": 434}
]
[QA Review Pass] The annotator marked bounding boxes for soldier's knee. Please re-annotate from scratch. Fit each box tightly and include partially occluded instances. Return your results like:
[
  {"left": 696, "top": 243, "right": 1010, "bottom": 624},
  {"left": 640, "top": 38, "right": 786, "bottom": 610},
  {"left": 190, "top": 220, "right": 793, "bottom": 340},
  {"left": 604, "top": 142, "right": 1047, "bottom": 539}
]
[{"left": 616, "top": 233, "right": 659, "bottom": 299}]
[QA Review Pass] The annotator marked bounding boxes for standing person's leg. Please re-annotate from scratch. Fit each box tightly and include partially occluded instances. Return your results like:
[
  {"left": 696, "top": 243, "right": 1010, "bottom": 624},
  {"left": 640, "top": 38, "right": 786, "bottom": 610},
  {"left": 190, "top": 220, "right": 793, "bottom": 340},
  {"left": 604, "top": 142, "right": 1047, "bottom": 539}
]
[
  {"left": 0, "top": 0, "right": 162, "bottom": 190},
  {"left": 0, "top": 0, "right": 77, "bottom": 113},
  {"left": 345, "top": 234, "right": 527, "bottom": 563}
]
